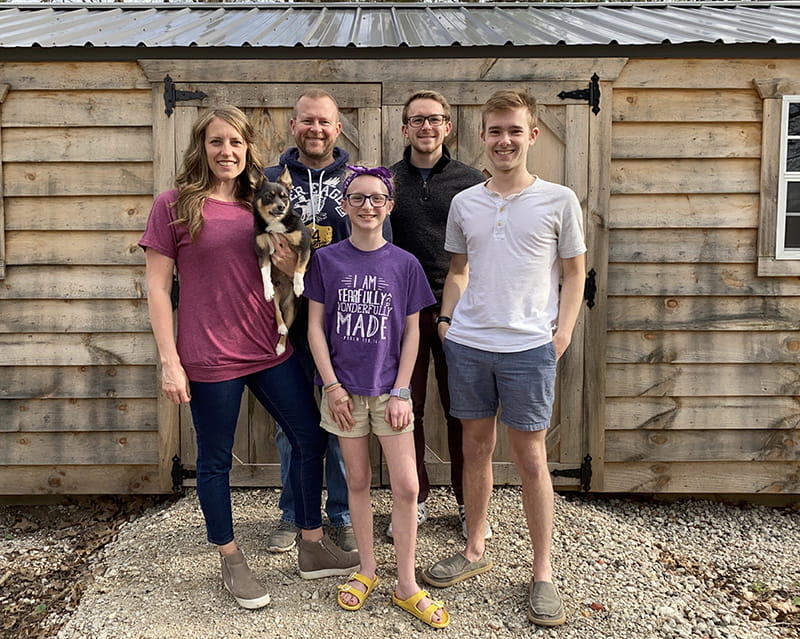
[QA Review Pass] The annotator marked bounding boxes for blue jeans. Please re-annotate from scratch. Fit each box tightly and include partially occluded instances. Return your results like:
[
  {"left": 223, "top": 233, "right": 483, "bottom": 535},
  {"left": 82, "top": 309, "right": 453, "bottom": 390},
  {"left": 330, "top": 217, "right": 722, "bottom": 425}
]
[
  {"left": 276, "top": 319, "right": 350, "bottom": 527},
  {"left": 276, "top": 426, "right": 350, "bottom": 527},
  {"left": 188, "top": 354, "right": 326, "bottom": 545}
]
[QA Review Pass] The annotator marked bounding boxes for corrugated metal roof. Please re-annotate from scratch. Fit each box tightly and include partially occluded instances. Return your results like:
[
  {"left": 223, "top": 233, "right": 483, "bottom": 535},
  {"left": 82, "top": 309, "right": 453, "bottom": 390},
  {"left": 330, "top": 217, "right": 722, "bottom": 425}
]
[{"left": 2, "top": 2, "right": 800, "bottom": 49}]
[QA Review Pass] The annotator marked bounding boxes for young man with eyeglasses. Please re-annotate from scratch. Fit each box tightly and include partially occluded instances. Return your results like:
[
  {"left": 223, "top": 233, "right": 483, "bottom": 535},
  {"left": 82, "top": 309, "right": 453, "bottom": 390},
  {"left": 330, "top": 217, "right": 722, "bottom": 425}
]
[
  {"left": 263, "top": 89, "right": 391, "bottom": 558},
  {"left": 388, "top": 90, "right": 487, "bottom": 540}
]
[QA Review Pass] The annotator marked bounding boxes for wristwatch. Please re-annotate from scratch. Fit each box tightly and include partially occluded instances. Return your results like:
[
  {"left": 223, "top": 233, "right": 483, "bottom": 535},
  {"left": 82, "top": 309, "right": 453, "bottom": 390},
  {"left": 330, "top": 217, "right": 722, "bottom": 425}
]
[
  {"left": 436, "top": 315, "right": 452, "bottom": 325},
  {"left": 389, "top": 387, "right": 411, "bottom": 400}
]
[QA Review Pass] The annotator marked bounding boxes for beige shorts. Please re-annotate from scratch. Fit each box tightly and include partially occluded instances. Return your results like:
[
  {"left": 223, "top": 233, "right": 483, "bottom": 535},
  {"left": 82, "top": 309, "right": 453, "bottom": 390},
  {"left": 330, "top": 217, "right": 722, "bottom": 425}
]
[{"left": 320, "top": 393, "right": 414, "bottom": 438}]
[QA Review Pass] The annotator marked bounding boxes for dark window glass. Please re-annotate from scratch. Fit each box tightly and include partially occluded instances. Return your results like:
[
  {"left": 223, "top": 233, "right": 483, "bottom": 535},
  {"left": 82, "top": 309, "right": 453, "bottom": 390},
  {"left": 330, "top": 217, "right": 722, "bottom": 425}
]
[
  {"left": 787, "top": 140, "right": 800, "bottom": 172},
  {"left": 789, "top": 102, "right": 800, "bottom": 135},
  {"left": 787, "top": 182, "right": 800, "bottom": 212},
  {"left": 785, "top": 215, "right": 800, "bottom": 249}
]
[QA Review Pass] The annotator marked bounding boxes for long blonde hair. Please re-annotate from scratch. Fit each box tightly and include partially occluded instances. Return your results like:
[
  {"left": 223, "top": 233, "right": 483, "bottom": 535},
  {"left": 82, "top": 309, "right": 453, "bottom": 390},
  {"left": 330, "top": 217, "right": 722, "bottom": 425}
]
[{"left": 173, "top": 105, "right": 265, "bottom": 241}]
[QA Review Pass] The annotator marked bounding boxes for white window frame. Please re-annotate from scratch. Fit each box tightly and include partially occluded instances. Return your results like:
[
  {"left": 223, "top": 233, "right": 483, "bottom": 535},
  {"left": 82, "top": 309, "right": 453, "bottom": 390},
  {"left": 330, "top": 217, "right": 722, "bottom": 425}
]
[{"left": 776, "top": 95, "right": 800, "bottom": 260}]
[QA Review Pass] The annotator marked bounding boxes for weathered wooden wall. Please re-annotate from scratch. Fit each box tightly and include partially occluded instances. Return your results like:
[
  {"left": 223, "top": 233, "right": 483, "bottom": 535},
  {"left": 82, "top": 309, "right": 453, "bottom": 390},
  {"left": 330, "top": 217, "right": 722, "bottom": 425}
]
[
  {"left": 605, "top": 59, "right": 800, "bottom": 494},
  {"left": 1, "top": 57, "right": 799, "bottom": 495},
  {"left": 0, "top": 62, "right": 160, "bottom": 493}
]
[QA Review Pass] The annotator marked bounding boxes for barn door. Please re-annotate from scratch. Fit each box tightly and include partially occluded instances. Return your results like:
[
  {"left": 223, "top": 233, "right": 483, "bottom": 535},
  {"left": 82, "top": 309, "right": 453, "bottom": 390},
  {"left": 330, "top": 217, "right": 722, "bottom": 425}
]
[
  {"left": 383, "top": 80, "right": 605, "bottom": 491},
  {"left": 152, "top": 82, "right": 382, "bottom": 487}
]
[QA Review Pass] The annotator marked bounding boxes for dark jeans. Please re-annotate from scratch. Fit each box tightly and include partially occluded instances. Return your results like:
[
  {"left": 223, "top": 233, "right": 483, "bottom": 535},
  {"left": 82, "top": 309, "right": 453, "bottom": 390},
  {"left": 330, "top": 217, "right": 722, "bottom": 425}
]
[
  {"left": 409, "top": 307, "right": 465, "bottom": 505},
  {"left": 189, "top": 353, "right": 325, "bottom": 545}
]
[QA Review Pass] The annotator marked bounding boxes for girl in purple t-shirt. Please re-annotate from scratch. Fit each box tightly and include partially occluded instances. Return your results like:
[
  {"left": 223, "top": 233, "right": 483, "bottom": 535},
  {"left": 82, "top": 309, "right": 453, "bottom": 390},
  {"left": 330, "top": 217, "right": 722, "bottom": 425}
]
[{"left": 305, "top": 166, "right": 449, "bottom": 628}]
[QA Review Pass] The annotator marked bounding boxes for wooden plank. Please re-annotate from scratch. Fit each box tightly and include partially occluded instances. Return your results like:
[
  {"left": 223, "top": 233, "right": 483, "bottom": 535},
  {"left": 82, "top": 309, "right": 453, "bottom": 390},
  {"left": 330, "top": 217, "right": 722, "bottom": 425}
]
[
  {"left": 612, "top": 88, "right": 762, "bottom": 123},
  {"left": 758, "top": 98, "right": 782, "bottom": 266},
  {"left": 3, "top": 163, "right": 152, "bottom": 197},
  {"left": 2, "top": 90, "right": 152, "bottom": 127},
  {"left": 759, "top": 256, "right": 800, "bottom": 277},
  {"left": 383, "top": 81, "right": 594, "bottom": 108},
  {"left": 606, "top": 429, "right": 800, "bottom": 462},
  {"left": 614, "top": 59, "right": 800, "bottom": 90},
  {"left": 6, "top": 231, "right": 145, "bottom": 266},
  {"left": 0, "top": 399, "right": 157, "bottom": 433},
  {"left": 0, "top": 366, "right": 157, "bottom": 399},
  {"left": 3, "top": 127, "right": 152, "bottom": 162},
  {"left": 5, "top": 195, "right": 152, "bottom": 231},
  {"left": 0, "top": 465, "right": 162, "bottom": 494},
  {"left": 358, "top": 107, "right": 381, "bottom": 167},
  {"left": 0, "top": 86, "right": 6, "bottom": 279},
  {"left": 608, "top": 296, "right": 800, "bottom": 331},
  {"left": 173, "top": 83, "right": 381, "bottom": 109},
  {"left": 607, "top": 363, "right": 800, "bottom": 397},
  {"left": 0, "top": 431, "right": 159, "bottom": 465},
  {"left": 606, "top": 397, "right": 800, "bottom": 431},
  {"left": 609, "top": 229, "right": 755, "bottom": 263},
  {"left": 607, "top": 264, "right": 800, "bottom": 296},
  {"left": 610, "top": 158, "right": 760, "bottom": 194},
  {"left": 0, "top": 334, "right": 157, "bottom": 366},
  {"left": 612, "top": 122, "right": 761, "bottom": 159},
  {"left": 138, "top": 58, "right": 629, "bottom": 85},
  {"left": 607, "top": 331, "right": 800, "bottom": 365},
  {"left": 0, "top": 62, "right": 150, "bottom": 90},
  {"left": 0, "top": 265, "right": 146, "bottom": 299},
  {"left": 610, "top": 194, "right": 758, "bottom": 229},
  {"left": 0, "top": 300, "right": 150, "bottom": 332},
  {"left": 603, "top": 461, "right": 800, "bottom": 494},
  {"left": 583, "top": 87, "right": 614, "bottom": 492}
]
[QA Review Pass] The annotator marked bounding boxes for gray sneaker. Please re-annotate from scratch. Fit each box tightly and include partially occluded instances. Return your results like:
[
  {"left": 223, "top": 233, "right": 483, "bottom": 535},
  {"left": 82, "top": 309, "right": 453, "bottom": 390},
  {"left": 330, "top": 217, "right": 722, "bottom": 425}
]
[
  {"left": 267, "top": 520, "right": 299, "bottom": 553},
  {"left": 527, "top": 580, "right": 566, "bottom": 627},
  {"left": 298, "top": 533, "right": 360, "bottom": 580},
  {"left": 336, "top": 524, "right": 358, "bottom": 552},
  {"left": 386, "top": 501, "right": 428, "bottom": 538},
  {"left": 458, "top": 504, "right": 493, "bottom": 540},
  {"left": 220, "top": 549, "right": 270, "bottom": 609}
]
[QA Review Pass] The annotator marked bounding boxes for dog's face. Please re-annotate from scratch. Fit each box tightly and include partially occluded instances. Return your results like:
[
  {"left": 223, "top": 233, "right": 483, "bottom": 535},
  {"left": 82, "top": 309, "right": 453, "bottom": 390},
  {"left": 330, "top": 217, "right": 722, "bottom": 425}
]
[{"left": 253, "top": 166, "right": 294, "bottom": 223}]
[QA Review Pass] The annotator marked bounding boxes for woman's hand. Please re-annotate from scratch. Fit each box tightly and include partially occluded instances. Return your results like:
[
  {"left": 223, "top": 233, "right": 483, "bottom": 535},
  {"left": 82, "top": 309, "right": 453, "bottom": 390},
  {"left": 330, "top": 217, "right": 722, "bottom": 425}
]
[
  {"left": 384, "top": 397, "right": 412, "bottom": 431},
  {"left": 269, "top": 233, "right": 299, "bottom": 278},
  {"left": 327, "top": 387, "right": 355, "bottom": 431},
  {"left": 161, "top": 361, "right": 191, "bottom": 404}
]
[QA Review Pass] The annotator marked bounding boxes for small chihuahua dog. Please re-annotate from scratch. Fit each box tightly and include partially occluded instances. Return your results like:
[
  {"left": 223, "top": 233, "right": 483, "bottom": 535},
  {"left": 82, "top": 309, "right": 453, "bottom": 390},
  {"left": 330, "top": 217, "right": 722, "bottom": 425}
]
[{"left": 252, "top": 167, "right": 312, "bottom": 355}]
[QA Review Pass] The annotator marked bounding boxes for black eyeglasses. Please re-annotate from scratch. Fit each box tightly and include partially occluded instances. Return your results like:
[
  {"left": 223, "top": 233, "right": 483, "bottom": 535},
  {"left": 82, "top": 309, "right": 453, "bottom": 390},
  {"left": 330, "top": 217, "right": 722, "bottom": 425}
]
[
  {"left": 344, "top": 193, "right": 391, "bottom": 207},
  {"left": 406, "top": 114, "right": 449, "bottom": 128}
]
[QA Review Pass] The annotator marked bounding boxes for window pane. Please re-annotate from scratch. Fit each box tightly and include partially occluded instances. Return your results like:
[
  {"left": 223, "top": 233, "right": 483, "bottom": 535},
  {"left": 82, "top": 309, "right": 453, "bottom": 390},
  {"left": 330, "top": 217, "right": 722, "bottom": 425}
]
[
  {"left": 789, "top": 102, "right": 800, "bottom": 135},
  {"left": 785, "top": 215, "right": 800, "bottom": 249},
  {"left": 788, "top": 140, "right": 800, "bottom": 172},
  {"left": 788, "top": 182, "right": 800, "bottom": 212}
]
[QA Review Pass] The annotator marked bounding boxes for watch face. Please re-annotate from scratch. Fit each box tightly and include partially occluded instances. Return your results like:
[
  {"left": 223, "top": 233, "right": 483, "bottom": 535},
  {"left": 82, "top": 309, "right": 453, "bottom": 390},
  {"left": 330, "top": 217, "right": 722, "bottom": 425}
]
[{"left": 391, "top": 388, "right": 411, "bottom": 400}]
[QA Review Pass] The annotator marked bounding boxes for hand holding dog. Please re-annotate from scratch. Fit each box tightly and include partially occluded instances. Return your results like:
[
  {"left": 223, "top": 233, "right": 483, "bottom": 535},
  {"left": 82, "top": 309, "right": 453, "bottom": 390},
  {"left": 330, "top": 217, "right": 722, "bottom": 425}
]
[
  {"left": 161, "top": 361, "right": 191, "bottom": 404},
  {"left": 268, "top": 233, "right": 299, "bottom": 279}
]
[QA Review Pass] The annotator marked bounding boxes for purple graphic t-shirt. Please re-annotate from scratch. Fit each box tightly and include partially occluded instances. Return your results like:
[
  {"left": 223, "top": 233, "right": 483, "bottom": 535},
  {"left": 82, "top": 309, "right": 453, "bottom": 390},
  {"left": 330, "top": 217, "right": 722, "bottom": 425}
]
[{"left": 304, "top": 240, "right": 435, "bottom": 396}]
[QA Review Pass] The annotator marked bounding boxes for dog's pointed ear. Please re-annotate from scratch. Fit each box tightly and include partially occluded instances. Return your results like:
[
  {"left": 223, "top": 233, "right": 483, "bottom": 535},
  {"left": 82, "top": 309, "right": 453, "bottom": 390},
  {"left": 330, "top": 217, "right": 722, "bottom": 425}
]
[
  {"left": 254, "top": 176, "right": 265, "bottom": 195},
  {"left": 278, "top": 166, "right": 293, "bottom": 191}
]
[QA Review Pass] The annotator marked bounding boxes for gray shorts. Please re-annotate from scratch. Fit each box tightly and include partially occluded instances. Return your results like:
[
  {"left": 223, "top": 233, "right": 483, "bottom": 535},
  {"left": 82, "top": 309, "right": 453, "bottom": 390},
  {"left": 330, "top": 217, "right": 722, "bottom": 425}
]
[{"left": 443, "top": 339, "right": 556, "bottom": 431}]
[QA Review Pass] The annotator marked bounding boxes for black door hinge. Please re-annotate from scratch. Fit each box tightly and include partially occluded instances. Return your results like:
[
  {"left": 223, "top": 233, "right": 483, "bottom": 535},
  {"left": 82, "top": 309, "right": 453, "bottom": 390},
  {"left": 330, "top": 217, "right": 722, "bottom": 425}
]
[
  {"left": 584, "top": 268, "right": 597, "bottom": 309},
  {"left": 163, "top": 74, "right": 208, "bottom": 117},
  {"left": 551, "top": 454, "right": 593, "bottom": 492},
  {"left": 558, "top": 73, "right": 601, "bottom": 115},
  {"left": 171, "top": 455, "right": 197, "bottom": 492}
]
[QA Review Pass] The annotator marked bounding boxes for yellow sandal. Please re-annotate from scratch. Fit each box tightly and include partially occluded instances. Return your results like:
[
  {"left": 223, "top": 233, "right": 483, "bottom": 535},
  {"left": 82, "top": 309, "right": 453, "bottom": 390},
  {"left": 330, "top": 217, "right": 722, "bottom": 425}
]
[
  {"left": 337, "top": 572, "right": 379, "bottom": 611},
  {"left": 392, "top": 589, "right": 451, "bottom": 628}
]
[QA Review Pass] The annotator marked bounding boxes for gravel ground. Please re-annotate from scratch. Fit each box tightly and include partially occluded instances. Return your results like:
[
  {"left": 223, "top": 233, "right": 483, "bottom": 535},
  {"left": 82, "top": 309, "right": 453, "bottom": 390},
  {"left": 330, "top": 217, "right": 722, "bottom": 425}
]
[{"left": 5, "top": 487, "right": 799, "bottom": 639}]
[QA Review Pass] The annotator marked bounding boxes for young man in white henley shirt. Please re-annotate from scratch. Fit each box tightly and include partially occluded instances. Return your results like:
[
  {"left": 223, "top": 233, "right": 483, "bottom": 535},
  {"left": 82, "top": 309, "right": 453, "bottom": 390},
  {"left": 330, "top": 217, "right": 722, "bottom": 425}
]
[{"left": 421, "top": 89, "right": 586, "bottom": 628}]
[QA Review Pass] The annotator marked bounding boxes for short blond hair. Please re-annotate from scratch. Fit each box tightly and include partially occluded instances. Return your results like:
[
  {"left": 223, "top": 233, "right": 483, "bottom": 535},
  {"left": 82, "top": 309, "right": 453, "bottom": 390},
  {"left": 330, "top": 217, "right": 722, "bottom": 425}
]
[{"left": 481, "top": 89, "right": 537, "bottom": 131}]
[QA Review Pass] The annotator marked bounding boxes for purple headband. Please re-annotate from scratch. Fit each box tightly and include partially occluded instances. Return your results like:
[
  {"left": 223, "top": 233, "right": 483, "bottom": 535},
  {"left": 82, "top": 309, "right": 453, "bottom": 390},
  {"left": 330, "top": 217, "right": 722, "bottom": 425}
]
[{"left": 342, "top": 165, "right": 394, "bottom": 197}]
